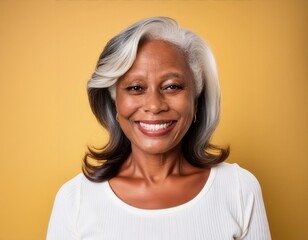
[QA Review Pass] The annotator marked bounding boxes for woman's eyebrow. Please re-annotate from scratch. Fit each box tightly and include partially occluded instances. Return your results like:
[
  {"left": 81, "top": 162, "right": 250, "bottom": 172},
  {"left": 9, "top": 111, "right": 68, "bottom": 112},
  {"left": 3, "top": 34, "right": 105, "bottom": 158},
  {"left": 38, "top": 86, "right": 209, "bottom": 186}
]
[
  {"left": 161, "top": 72, "right": 183, "bottom": 79},
  {"left": 120, "top": 73, "right": 144, "bottom": 82}
]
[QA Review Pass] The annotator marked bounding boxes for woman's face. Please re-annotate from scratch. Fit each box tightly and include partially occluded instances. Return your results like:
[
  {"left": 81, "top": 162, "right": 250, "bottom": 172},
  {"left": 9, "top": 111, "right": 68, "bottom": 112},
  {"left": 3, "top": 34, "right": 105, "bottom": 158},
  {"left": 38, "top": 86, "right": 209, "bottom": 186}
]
[{"left": 116, "top": 40, "right": 196, "bottom": 155}]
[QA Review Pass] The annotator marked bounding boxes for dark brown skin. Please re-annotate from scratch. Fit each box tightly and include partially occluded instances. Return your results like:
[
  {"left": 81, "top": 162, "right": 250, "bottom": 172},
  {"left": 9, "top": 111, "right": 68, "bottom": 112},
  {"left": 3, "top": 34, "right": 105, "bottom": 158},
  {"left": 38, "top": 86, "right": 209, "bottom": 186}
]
[{"left": 110, "top": 40, "right": 210, "bottom": 209}]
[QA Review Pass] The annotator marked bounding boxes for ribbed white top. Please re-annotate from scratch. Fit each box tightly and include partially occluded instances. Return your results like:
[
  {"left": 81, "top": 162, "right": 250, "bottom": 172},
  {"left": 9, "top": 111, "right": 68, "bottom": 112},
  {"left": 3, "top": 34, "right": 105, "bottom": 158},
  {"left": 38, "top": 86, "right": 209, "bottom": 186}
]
[{"left": 47, "top": 163, "right": 271, "bottom": 239}]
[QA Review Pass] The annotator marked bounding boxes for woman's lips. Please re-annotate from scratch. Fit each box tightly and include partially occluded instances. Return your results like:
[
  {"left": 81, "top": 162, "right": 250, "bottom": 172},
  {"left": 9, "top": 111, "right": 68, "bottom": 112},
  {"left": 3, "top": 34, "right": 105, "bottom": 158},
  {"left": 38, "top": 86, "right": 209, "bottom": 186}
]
[{"left": 136, "top": 121, "right": 176, "bottom": 136}]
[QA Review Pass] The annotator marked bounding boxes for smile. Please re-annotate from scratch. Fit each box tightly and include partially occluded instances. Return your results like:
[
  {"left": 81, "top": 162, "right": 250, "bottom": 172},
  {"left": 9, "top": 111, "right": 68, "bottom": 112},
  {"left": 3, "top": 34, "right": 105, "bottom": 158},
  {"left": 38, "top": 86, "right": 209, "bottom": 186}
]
[
  {"left": 139, "top": 121, "right": 173, "bottom": 131},
  {"left": 136, "top": 121, "right": 176, "bottom": 136}
]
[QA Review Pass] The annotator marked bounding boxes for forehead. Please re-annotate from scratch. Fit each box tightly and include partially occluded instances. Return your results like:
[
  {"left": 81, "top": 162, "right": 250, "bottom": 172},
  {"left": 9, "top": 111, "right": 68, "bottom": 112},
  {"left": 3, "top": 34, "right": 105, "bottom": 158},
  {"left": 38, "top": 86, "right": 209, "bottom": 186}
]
[
  {"left": 122, "top": 40, "right": 191, "bottom": 78},
  {"left": 137, "top": 40, "right": 186, "bottom": 63}
]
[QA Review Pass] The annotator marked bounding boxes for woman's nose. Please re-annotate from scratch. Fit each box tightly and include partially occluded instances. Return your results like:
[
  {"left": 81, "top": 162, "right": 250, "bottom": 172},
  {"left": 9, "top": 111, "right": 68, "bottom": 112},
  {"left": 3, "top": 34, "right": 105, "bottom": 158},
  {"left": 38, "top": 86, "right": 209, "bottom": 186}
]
[{"left": 143, "top": 90, "right": 169, "bottom": 114}]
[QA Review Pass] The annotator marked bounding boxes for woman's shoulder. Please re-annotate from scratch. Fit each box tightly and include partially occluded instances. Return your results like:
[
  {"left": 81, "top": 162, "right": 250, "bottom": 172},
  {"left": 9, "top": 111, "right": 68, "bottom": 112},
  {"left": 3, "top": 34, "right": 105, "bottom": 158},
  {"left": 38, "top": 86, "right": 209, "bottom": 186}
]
[
  {"left": 55, "top": 173, "right": 106, "bottom": 198},
  {"left": 216, "top": 162, "right": 259, "bottom": 180},
  {"left": 55, "top": 173, "right": 111, "bottom": 205},
  {"left": 213, "top": 163, "right": 270, "bottom": 238},
  {"left": 48, "top": 173, "right": 86, "bottom": 236},
  {"left": 53, "top": 173, "right": 85, "bottom": 204},
  {"left": 214, "top": 162, "right": 263, "bottom": 197}
]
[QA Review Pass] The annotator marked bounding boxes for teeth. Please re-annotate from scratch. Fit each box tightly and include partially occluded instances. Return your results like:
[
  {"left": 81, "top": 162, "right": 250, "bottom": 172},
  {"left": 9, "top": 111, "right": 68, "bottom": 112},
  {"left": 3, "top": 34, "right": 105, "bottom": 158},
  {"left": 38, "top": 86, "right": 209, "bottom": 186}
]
[{"left": 139, "top": 122, "right": 172, "bottom": 131}]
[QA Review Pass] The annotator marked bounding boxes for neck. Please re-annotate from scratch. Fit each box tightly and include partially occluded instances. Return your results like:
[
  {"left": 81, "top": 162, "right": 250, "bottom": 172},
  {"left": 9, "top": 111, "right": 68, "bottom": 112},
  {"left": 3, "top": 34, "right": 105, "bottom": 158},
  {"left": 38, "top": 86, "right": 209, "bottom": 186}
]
[{"left": 121, "top": 145, "right": 185, "bottom": 184}]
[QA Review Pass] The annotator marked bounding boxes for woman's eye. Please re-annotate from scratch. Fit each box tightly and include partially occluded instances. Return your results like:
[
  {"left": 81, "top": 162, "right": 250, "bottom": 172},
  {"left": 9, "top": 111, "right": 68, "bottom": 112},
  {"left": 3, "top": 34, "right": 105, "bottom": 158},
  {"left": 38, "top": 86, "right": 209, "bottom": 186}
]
[
  {"left": 164, "top": 84, "right": 183, "bottom": 91},
  {"left": 126, "top": 86, "right": 144, "bottom": 93}
]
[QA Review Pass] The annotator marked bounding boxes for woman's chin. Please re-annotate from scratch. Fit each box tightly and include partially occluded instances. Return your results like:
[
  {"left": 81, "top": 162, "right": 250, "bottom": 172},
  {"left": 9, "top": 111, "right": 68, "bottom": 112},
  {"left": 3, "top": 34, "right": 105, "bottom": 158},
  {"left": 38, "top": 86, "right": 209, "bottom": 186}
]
[{"left": 131, "top": 141, "right": 181, "bottom": 156}]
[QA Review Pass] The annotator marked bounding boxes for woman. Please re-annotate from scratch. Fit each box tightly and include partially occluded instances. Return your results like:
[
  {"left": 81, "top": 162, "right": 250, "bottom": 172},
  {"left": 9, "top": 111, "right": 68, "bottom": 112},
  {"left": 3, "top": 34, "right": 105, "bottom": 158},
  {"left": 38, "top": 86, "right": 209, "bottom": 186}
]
[{"left": 47, "top": 17, "right": 271, "bottom": 239}]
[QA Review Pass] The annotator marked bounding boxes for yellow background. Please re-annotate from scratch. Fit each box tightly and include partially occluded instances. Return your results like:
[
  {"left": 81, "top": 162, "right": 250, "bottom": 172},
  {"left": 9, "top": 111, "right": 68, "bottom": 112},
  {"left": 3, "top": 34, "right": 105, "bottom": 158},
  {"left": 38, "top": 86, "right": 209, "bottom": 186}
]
[{"left": 0, "top": 0, "right": 307, "bottom": 239}]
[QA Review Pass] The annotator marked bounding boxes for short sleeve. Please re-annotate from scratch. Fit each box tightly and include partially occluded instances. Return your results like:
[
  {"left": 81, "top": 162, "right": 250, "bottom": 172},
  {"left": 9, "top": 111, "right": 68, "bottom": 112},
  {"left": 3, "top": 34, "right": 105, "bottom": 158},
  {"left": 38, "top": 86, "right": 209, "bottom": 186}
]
[
  {"left": 235, "top": 165, "right": 271, "bottom": 240},
  {"left": 46, "top": 174, "right": 82, "bottom": 240}
]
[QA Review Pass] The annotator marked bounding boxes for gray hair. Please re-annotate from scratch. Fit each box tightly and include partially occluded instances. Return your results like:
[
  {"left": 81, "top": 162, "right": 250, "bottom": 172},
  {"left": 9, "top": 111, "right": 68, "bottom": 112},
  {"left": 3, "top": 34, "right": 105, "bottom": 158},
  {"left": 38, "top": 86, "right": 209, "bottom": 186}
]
[{"left": 84, "top": 17, "right": 228, "bottom": 182}]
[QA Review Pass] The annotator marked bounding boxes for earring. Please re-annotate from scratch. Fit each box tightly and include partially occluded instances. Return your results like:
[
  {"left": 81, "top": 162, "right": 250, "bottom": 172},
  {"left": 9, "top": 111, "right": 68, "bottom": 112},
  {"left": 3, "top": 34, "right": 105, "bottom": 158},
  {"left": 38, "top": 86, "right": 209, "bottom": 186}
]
[{"left": 193, "top": 114, "right": 197, "bottom": 123}]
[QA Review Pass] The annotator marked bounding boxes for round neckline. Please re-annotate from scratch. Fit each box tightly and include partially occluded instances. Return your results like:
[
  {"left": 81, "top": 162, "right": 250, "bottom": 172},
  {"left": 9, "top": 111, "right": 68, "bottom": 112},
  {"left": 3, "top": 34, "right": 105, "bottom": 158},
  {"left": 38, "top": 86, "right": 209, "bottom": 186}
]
[{"left": 103, "top": 166, "right": 217, "bottom": 216}]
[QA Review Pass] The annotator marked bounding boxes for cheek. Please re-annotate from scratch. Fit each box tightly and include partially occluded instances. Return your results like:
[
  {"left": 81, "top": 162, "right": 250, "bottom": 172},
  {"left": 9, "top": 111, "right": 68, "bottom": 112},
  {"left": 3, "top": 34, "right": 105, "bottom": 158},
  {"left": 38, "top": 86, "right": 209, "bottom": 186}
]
[
  {"left": 116, "top": 95, "right": 140, "bottom": 118},
  {"left": 175, "top": 95, "right": 195, "bottom": 118}
]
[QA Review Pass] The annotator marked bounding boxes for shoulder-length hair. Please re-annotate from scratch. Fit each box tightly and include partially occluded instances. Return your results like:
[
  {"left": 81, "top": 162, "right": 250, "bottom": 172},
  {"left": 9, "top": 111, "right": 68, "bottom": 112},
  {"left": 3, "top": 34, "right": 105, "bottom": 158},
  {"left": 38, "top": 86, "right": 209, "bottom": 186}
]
[{"left": 83, "top": 17, "right": 229, "bottom": 182}]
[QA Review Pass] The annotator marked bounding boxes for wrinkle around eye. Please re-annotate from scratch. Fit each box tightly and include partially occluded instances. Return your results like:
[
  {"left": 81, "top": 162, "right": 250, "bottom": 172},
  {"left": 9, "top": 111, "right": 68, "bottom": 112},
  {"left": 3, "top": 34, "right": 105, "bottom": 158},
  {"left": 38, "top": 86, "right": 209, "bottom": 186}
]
[
  {"left": 125, "top": 85, "right": 145, "bottom": 94},
  {"left": 165, "top": 84, "right": 184, "bottom": 90},
  {"left": 162, "top": 84, "right": 186, "bottom": 94}
]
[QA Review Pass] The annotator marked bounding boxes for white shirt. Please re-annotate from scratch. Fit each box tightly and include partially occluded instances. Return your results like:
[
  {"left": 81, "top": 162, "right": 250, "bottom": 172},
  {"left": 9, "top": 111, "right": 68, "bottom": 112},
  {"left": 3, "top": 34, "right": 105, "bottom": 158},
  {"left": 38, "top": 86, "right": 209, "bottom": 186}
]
[{"left": 47, "top": 163, "right": 271, "bottom": 239}]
